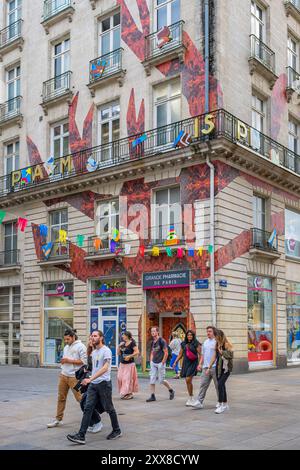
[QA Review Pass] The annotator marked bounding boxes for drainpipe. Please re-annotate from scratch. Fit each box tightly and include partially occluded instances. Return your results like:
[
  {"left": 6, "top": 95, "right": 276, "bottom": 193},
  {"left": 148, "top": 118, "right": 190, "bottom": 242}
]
[{"left": 204, "top": 0, "right": 217, "bottom": 327}]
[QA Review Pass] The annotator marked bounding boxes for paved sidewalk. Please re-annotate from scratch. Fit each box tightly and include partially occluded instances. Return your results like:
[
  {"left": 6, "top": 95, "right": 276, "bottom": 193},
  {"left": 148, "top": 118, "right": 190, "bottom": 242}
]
[{"left": 1, "top": 366, "right": 300, "bottom": 450}]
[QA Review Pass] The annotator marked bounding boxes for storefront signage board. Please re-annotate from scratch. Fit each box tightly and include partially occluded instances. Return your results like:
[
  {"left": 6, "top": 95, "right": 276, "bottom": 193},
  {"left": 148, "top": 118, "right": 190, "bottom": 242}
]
[{"left": 143, "top": 270, "right": 190, "bottom": 290}]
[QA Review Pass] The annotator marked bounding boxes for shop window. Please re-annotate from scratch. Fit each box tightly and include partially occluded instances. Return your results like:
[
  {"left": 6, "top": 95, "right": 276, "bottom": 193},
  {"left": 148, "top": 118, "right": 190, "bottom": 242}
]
[
  {"left": 44, "top": 282, "right": 74, "bottom": 364},
  {"left": 287, "top": 281, "right": 300, "bottom": 363},
  {"left": 285, "top": 208, "right": 300, "bottom": 259},
  {"left": 248, "top": 276, "right": 273, "bottom": 366},
  {"left": 0, "top": 286, "right": 20, "bottom": 365},
  {"left": 91, "top": 278, "right": 126, "bottom": 306}
]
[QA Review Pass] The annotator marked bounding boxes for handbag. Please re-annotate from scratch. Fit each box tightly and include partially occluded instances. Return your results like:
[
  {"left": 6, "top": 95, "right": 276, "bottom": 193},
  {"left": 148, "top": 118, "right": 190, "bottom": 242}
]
[{"left": 185, "top": 344, "right": 198, "bottom": 361}]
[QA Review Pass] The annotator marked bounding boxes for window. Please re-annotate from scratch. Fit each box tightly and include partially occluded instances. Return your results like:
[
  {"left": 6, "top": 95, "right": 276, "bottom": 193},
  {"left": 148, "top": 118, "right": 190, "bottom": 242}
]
[
  {"left": 7, "top": 65, "right": 20, "bottom": 102},
  {"left": 288, "top": 35, "right": 299, "bottom": 71},
  {"left": 288, "top": 119, "right": 299, "bottom": 172},
  {"left": 96, "top": 200, "right": 119, "bottom": 247},
  {"left": 156, "top": 0, "right": 180, "bottom": 29},
  {"left": 251, "top": 1, "right": 265, "bottom": 40},
  {"left": 0, "top": 286, "right": 20, "bottom": 365},
  {"left": 49, "top": 209, "right": 68, "bottom": 242},
  {"left": 98, "top": 102, "right": 120, "bottom": 162},
  {"left": 287, "top": 281, "right": 300, "bottom": 363},
  {"left": 253, "top": 195, "right": 266, "bottom": 231},
  {"left": 53, "top": 38, "right": 70, "bottom": 78},
  {"left": 285, "top": 209, "right": 300, "bottom": 258},
  {"left": 3, "top": 221, "right": 17, "bottom": 265},
  {"left": 99, "top": 12, "right": 120, "bottom": 56},
  {"left": 153, "top": 187, "right": 182, "bottom": 241},
  {"left": 252, "top": 94, "right": 265, "bottom": 133},
  {"left": 5, "top": 141, "right": 19, "bottom": 175},
  {"left": 7, "top": 0, "right": 22, "bottom": 26},
  {"left": 154, "top": 79, "right": 181, "bottom": 146},
  {"left": 44, "top": 282, "right": 73, "bottom": 364},
  {"left": 51, "top": 122, "right": 69, "bottom": 159}
]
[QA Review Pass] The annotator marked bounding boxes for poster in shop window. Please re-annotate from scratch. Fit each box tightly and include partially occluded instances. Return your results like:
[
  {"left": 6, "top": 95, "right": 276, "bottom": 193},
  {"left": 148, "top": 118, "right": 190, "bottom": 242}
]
[{"left": 103, "top": 320, "right": 117, "bottom": 366}]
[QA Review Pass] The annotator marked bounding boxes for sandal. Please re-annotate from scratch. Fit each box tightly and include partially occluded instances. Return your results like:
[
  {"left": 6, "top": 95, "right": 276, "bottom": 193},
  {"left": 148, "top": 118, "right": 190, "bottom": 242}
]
[{"left": 123, "top": 394, "right": 133, "bottom": 400}]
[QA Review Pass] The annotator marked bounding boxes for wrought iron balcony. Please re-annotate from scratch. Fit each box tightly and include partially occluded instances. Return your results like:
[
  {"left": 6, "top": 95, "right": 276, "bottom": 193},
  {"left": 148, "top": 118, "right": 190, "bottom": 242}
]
[
  {"left": 284, "top": 0, "right": 300, "bottom": 20},
  {"left": 286, "top": 66, "right": 300, "bottom": 102},
  {"left": 88, "top": 49, "right": 125, "bottom": 95},
  {"left": 43, "top": 0, "right": 73, "bottom": 21},
  {"left": 0, "top": 20, "right": 23, "bottom": 50},
  {"left": 145, "top": 225, "right": 186, "bottom": 249},
  {"left": 143, "top": 21, "right": 186, "bottom": 75},
  {"left": 0, "top": 250, "right": 20, "bottom": 267},
  {"left": 249, "top": 35, "right": 277, "bottom": 87},
  {"left": 86, "top": 236, "right": 124, "bottom": 258},
  {"left": 2, "top": 109, "right": 300, "bottom": 199},
  {"left": 0, "top": 96, "right": 22, "bottom": 126},
  {"left": 42, "top": 71, "right": 73, "bottom": 110},
  {"left": 250, "top": 228, "right": 278, "bottom": 252},
  {"left": 41, "top": 242, "right": 70, "bottom": 262}
]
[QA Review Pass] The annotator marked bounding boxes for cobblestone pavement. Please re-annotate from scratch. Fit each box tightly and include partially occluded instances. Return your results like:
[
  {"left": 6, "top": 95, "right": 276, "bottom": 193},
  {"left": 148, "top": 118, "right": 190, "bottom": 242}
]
[{"left": 1, "top": 366, "right": 300, "bottom": 450}]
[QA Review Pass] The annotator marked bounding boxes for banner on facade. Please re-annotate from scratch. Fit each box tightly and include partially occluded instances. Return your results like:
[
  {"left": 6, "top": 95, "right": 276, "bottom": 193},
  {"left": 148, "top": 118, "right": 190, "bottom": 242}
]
[{"left": 143, "top": 270, "right": 190, "bottom": 290}]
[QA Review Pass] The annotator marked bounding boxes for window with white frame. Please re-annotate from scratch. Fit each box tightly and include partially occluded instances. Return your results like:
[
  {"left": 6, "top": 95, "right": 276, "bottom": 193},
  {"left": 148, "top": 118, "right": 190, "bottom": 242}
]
[
  {"left": 251, "top": 1, "right": 265, "bottom": 40},
  {"left": 53, "top": 38, "right": 70, "bottom": 78},
  {"left": 289, "top": 119, "right": 299, "bottom": 154},
  {"left": 96, "top": 200, "right": 119, "bottom": 247},
  {"left": 51, "top": 121, "right": 69, "bottom": 159},
  {"left": 3, "top": 221, "right": 17, "bottom": 265},
  {"left": 5, "top": 141, "right": 19, "bottom": 175},
  {"left": 98, "top": 102, "right": 120, "bottom": 162},
  {"left": 288, "top": 35, "right": 299, "bottom": 71},
  {"left": 156, "top": 0, "right": 180, "bottom": 30},
  {"left": 252, "top": 94, "right": 265, "bottom": 133},
  {"left": 99, "top": 12, "right": 121, "bottom": 56},
  {"left": 153, "top": 187, "right": 182, "bottom": 242},
  {"left": 154, "top": 80, "right": 181, "bottom": 147},
  {"left": 49, "top": 209, "right": 68, "bottom": 243},
  {"left": 7, "top": 0, "right": 22, "bottom": 26},
  {"left": 253, "top": 195, "right": 266, "bottom": 231},
  {"left": 7, "top": 65, "right": 20, "bottom": 101}
]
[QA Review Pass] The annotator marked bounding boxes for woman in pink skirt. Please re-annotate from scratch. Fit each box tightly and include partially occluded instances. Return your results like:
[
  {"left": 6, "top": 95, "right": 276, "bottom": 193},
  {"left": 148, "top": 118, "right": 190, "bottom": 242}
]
[{"left": 117, "top": 331, "right": 139, "bottom": 400}]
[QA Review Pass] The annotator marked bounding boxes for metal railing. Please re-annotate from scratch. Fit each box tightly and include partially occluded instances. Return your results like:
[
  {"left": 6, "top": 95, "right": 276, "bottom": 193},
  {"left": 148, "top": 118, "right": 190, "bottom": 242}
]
[
  {"left": 0, "top": 96, "right": 22, "bottom": 124},
  {"left": 42, "top": 71, "right": 72, "bottom": 102},
  {"left": 250, "top": 35, "right": 276, "bottom": 74},
  {"left": 87, "top": 236, "right": 123, "bottom": 256},
  {"left": 0, "top": 20, "right": 23, "bottom": 48},
  {"left": 0, "top": 250, "right": 20, "bottom": 266},
  {"left": 89, "top": 48, "right": 124, "bottom": 84},
  {"left": 250, "top": 228, "right": 278, "bottom": 252},
  {"left": 43, "top": 0, "right": 72, "bottom": 21},
  {"left": 285, "top": 0, "right": 300, "bottom": 11},
  {"left": 145, "top": 21, "right": 185, "bottom": 61},
  {"left": 43, "top": 242, "right": 70, "bottom": 261},
  {"left": 2, "top": 109, "right": 300, "bottom": 198},
  {"left": 287, "top": 66, "right": 300, "bottom": 91}
]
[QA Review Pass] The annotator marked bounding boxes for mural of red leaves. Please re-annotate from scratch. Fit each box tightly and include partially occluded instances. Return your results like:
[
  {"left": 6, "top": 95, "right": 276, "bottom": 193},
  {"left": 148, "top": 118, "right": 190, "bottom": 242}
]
[{"left": 271, "top": 74, "right": 288, "bottom": 140}]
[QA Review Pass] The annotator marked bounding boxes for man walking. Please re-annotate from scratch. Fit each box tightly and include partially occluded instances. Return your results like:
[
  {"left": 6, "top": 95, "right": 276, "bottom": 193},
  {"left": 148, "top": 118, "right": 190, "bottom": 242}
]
[
  {"left": 146, "top": 326, "right": 175, "bottom": 402},
  {"left": 47, "top": 329, "right": 87, "bottom": 428},
  {"left": 66, "top": 330, "right": 121, "bottom": 445},
  {"left": 192, "top": 326, "right": 219, "bottom": 409}
]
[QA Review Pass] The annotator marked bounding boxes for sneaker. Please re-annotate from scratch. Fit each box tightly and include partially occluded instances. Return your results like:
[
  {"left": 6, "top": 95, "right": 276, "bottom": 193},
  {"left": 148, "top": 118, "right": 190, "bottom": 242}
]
[
  {"left": 223, "top": 404, "right": 229, "bottom": 411},
  {"left": 186, "top": 397, "right": 195, "bottom": 407},
  {"left": 169, "top": 389, "right": 175, "bottom": 400},
  {"left": 91, "top": 422, "right": 103, "bottom": 434},
  {"left": 87, "top": 426, "right": 94, "bottom": 433},
  {"left": 146, "top": 394, "right": 156, "bottom": 402},
  {"left": 216, "top": 402, "right": 221, "bottom": 408},
  {"left": 192, "top": 400, "right": 204, "bottom": 409},
  {"left": 66, "top": 433, "right": 86, "bottom": 445},
  {"left": 47, "top": 419, "right": 63, "bottom": 428},
  {"left": 107, "top": 429, "right": 122, "bottom": 440},
  {"left": 215, "top": 404, "right": 226, "bottom": 414}
]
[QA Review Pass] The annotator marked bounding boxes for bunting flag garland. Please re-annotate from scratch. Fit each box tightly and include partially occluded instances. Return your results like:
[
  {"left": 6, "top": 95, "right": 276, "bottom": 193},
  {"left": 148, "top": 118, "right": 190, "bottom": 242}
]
[
  {"left": 166, "top": 247, "right": 173, "bottom": 257},
  {"left": 152, "top": 246, "right": 160, "bottom": 257},
  {"left": 59, "top": 230, "right": 67, "bottom": 244},
  {"left": 124, "top": 244, "right": 131, "bottom": 255},
  {"left": 156, "top": 26, "right": 172, "bottom": 49},
  {"left": 173, "top": 130, "right": 192, "bottom": 149},
  {"left": 188, "top": 248, "right": 195, "bottom": 257},
  {"left": 41, "top": 242, "right": 53, "bottom": 260},
  {"left": 39, "top": 224, "right": 48, "bottom": 238},
  {"left": 112, "top": 228, "right": 120, "bottom": 242},
  {"left": 165, "top": 226, "right": 179, "bottom": 246},
  {"left": 17, "top": 218, "right": 28, "bottom": 232},
  {"left": 93, "top": 238, "right": 103, "bottom": 251},
  {"left": 0, "top": 211, "right": 6, "bottom": 224},
  {"left": 208, "top": 245, "right": 214, "bottom": 254},
  {"left": 76, "top": 234, "right": 85, "bottom": 247},
  {"left": 177, "top": 247, "right": 184, "bottom": 258},
  {"left": 198, "top": 247, "right": 203, "bottom": 257},
  {"left": 132, "top": 134, "right": 148, "bottom": 149},
  {"left": 44, "top": 157, "right": 56, "bottom": 176},
  {"left": 110, "top": 240, "right": 117, "bottom": 253},
  {"left": 139, "top": 246, "right": 145, "bottom": 257}
]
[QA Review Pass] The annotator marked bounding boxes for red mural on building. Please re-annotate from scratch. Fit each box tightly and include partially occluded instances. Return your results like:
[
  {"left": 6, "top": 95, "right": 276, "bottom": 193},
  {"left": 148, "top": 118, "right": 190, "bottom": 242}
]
[{"left": 271, "top": 74, "right": 288, "bottom": 140}]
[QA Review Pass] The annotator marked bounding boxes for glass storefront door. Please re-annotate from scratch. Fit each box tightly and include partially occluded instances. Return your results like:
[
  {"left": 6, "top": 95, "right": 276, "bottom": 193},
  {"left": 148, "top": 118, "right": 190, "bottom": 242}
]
[
  {"left": 287, "top": 281, "right": 300, "bottom": 363},
  {"left": 44, "top": 282, "right": 74, "bottom": 364},
  {"left": 0, "top": 286, "right": 20, "bottom": 365},
  {"left": 248, "top": 276, "right": 274, "bottom": 367}
]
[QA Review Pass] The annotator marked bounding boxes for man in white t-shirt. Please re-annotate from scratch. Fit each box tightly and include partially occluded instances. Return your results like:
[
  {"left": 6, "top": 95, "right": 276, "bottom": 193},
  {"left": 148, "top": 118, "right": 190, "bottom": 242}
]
[
  {"left": 67, "top": 330, "right": 121, "bottom": 445},
  {"left": 192, "top": 326, "right": 219, "bottom": 409}
]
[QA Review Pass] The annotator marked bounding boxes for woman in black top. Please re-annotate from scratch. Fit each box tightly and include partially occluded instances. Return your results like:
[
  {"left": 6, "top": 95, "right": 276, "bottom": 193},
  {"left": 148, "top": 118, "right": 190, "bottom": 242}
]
[
  {"left": 117, "top": 331, "right": 139, "bottom": 400},
  {"left": 173, "top": 330, "right": 201, "bottom": 407}
]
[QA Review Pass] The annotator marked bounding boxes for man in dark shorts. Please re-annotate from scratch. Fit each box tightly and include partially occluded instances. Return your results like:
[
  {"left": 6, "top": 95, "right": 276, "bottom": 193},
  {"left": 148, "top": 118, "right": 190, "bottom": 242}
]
[{"left": 146, "top": 326, "right": 175, "bottom": 402}]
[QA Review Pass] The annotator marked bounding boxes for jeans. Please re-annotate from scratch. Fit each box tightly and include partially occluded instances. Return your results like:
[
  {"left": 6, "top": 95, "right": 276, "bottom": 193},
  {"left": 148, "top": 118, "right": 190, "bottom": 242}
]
[
  {"left": 79, "top": 381, "right": 120, "bottom": 436},
  {"left": 169, "top": 353, "right": 179, "bottom": 374},
  {"left": 80, "top": 391, "right": 101, "bottom": 427},
  {"left": 217, "top": 371, "right": 230, "bottom": 403}
]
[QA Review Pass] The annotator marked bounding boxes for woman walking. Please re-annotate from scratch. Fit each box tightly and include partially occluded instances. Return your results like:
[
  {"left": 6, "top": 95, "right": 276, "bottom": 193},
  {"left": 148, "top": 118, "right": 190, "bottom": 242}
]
[
  {"left": 173, "top": 330, "right": 201, "bottom": 406},
  {"left": 169, "top": 332, "right": 181, "bottom": 379},
  {"left": 117, "top": 331, "right": 139, "bottom": 400},
  {"left": 207, "top": 329, "right": 233, "bottom": 414}
]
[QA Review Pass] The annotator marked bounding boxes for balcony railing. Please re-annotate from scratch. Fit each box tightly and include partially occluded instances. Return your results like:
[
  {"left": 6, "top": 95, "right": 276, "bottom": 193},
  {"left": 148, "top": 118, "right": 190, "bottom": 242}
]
[
  {"left": 287, "top": 66, "right": 300, "bottom": 91},
  {"left": 2, "top": 109, "right": 300, "bottom": 198},
  {"left": 285, "top": 0, "right": 300, "bottom": 12},
  {"left": 144, "top": 225, "right": 186, "bottom": 248},
  {"left": 250, "top": 35, "right": 276, "bottom": 74},
  {"left": 43, "top": 0, "right": 72, "bottom": 21},
  {"left": 89, "top": 48, "right": 124, "bottom": 84},
  {"left": 0, "top": 96, "right": 22, "bottom": 125},
  {"left": 0, "top": 250, "right": 20, "bottom": 267},
  {"left": 145, "top": 21, "right": 185, "bottom": 61},
  {"left": 0, "top": 20, "right": 23, "bottom": 49},
  {"left": 42, "top": 242, "right": 70, "bottom": 262},
  {"left": 87, "top": 236, "right": 123, "bottom": 256},
  {"left": 42, "top": 71, "right": 72, "bottom": 103},
  {"left": 250, "top": 228, "right": 278, "bottom": 252}
]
